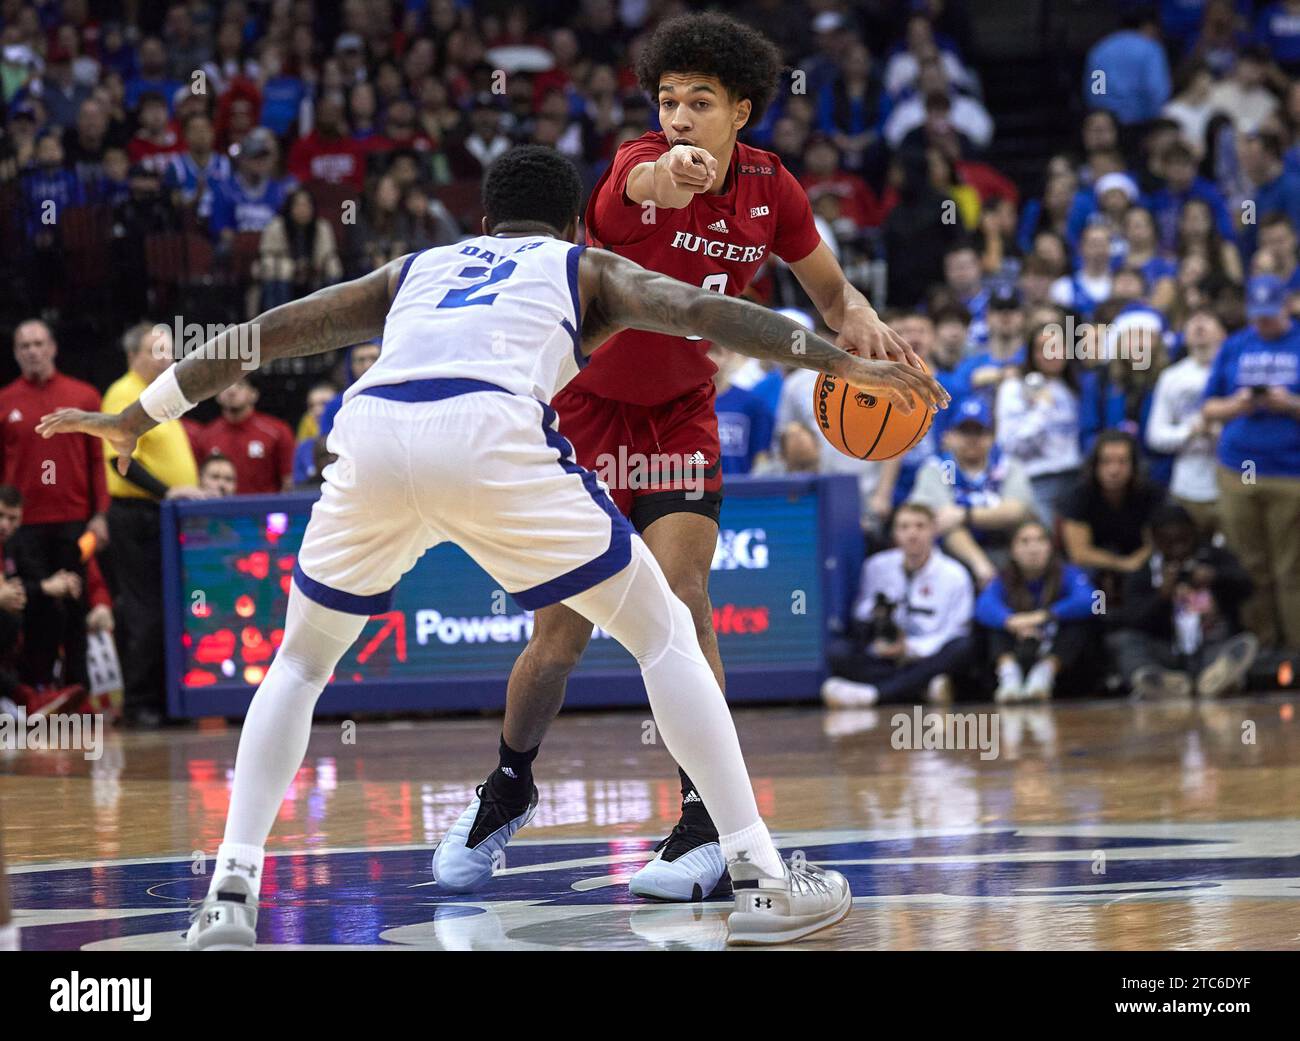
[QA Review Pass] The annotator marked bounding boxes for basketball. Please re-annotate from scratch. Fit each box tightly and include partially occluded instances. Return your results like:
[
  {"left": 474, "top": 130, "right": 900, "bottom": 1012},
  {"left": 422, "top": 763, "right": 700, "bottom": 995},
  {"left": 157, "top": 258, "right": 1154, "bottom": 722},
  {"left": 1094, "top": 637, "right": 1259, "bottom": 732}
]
[{"left": 812, "top": 361, "right": 934, "bottom": 461}]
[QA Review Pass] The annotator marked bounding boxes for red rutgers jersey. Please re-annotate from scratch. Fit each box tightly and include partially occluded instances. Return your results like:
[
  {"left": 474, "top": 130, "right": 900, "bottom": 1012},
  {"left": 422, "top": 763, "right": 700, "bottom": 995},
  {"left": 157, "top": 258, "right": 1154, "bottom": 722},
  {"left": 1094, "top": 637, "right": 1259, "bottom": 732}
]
[{"left": 574, "top": 131, "right": 822, "bottom": 406}]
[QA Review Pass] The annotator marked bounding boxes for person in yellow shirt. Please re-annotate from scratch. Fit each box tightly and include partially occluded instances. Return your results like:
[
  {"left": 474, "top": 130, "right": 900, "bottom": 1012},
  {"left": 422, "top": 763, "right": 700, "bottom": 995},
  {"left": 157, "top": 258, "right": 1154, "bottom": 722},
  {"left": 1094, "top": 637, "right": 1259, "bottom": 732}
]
[{"left": 101, "top": 322, "right": 205, "bottom": 727}]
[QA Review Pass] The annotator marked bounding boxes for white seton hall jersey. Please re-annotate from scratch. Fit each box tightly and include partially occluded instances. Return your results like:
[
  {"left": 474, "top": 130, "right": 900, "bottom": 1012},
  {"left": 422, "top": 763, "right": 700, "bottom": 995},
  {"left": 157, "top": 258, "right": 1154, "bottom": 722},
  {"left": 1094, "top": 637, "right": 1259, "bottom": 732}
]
[{"left": 347, "top": 234, "right": 586, "bottom": 404}]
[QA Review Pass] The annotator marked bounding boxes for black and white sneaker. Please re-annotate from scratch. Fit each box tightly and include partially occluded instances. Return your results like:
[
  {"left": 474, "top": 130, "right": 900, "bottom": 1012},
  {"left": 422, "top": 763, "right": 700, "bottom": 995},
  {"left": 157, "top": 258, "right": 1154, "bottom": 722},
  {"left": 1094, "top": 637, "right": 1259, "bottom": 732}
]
[
  {"left": 432, "top": 772, "right": 538, "bottom": 893},
  {"left": 628, "top": 821, "right": 728, "bottom": 901}
]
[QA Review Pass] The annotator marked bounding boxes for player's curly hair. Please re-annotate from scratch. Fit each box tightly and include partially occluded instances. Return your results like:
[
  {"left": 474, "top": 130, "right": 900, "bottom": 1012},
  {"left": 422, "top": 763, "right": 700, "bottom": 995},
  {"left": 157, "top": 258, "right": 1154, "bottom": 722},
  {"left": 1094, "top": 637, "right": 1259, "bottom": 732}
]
[
  {"left": 482, "top": 145, "right": 583, "bottom": 235},
  {"left": 636, "top": 12, "right": 783, "bottom": 128}
]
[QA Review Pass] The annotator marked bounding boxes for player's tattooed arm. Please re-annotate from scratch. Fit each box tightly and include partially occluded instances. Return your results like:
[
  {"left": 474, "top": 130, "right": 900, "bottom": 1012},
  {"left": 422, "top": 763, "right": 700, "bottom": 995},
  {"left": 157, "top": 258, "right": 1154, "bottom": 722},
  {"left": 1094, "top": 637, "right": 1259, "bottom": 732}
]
[
  {"left": 36, "top": 257, "right": 408, "bottom": 459},
  {"left": 581, "top": 248, "right": 949, "bottom": 414},
  {"left": 167, "top": 258, "right": 403, "bottom": 407}
]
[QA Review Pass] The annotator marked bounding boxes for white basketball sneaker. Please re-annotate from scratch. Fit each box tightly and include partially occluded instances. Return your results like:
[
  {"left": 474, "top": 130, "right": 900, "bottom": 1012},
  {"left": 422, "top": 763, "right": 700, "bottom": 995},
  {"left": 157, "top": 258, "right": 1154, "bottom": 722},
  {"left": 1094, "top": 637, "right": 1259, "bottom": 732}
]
[
  {"left": 725, "top": 855, "right": 852, "bottom": 946},
  {"left": 433, "top": 776, "right": 538, "bottom": 893},
  {"left": 186, "top": 875, "right": 258, "bottom": 950}
]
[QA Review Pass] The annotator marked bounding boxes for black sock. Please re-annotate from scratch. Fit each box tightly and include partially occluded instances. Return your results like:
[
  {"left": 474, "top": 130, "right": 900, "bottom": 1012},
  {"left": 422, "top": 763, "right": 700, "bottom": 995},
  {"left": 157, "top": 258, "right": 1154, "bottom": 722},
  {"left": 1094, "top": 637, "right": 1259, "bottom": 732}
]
[
  {"left": 677, "top": 767, "right": 717, "bottom": 833},
  {"left": 493, "top": 734, "right": 538, "bottom": 801}
]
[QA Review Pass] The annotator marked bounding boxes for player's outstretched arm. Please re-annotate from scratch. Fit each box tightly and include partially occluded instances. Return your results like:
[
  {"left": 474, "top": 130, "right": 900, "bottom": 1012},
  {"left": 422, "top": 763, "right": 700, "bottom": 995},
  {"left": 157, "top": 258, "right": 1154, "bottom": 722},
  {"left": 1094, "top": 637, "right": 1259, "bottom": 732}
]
[
  {"left": 37, "top": 257, "right": 407, "bottom": 464},
  {"left": 582, "top": 248, "right": 949, "bottom": 414}
]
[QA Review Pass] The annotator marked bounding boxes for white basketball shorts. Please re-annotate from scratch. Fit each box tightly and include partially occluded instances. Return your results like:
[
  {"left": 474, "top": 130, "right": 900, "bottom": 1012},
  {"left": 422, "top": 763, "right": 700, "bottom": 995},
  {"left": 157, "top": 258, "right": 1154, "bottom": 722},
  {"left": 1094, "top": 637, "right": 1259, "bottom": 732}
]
[{"left": 292, "top": 378, "right": 635, "bottom": 615}]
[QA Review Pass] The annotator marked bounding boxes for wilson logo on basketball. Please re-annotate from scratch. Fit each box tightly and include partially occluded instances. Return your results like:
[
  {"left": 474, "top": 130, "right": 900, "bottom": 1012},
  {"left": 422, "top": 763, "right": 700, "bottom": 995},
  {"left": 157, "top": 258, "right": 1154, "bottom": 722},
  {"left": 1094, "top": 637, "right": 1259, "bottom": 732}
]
[
  {"left": 712, "top": 603, "right": 769, "bottom": 635},
  {"left": 811, "top": 362, "right": 934, "bottom": 462},
  {"left": 816, "top": 374, "right": 836, "bottom": 431}
]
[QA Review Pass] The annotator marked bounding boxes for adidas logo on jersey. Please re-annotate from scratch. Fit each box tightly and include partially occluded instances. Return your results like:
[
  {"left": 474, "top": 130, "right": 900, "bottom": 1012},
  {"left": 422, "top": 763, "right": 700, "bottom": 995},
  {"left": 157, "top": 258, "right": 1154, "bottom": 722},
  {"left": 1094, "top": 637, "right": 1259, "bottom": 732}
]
[
  {"left": 706, "top": 219, "right": 729, "bottom": 234},
  {"left": 683, "top": 789, "right": 703, "bottom": 804},
  {"left": 688, "top": 451, "right": 709, "bottom": 467}
]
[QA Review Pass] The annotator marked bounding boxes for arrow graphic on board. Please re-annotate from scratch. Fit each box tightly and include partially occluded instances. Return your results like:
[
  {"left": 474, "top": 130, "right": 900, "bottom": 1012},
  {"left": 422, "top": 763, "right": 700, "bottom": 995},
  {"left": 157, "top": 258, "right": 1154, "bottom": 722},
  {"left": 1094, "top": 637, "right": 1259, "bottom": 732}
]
[{"left": 356, "top": 611, "right": 408, "bottom": 664}]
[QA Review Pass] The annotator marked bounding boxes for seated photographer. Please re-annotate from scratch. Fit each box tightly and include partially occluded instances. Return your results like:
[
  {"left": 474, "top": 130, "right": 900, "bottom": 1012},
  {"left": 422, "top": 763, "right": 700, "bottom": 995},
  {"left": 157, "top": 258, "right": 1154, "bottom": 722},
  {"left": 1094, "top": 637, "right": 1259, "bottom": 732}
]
[
  {"left": 821, "top": 503, "right": 975, "bottom": 708},
  {"left": 908, "top": 397, "right": 1036, "bottom": 588},
  {"left": 976, "top": 519, "right": 1097, "bottom": 703},
  {"left": 1106, "top": 504, "right": 1257, "bottom": 699}
]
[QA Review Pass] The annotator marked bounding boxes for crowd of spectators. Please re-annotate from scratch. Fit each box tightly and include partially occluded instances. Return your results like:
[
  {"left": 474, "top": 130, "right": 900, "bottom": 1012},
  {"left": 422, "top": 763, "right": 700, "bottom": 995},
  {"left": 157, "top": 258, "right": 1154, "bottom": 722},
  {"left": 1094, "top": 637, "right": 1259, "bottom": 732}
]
[{"left": 0, "top": 1, "right": 1298, "bottom": 722}]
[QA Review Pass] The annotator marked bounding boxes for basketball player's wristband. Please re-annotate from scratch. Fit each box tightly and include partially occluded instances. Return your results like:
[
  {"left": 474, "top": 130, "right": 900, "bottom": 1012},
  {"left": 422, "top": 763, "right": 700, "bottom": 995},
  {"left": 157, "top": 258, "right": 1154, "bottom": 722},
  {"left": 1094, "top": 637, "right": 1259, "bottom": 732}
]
[{"left": 139, "top": 366, "right": 196, "bottom": 423}]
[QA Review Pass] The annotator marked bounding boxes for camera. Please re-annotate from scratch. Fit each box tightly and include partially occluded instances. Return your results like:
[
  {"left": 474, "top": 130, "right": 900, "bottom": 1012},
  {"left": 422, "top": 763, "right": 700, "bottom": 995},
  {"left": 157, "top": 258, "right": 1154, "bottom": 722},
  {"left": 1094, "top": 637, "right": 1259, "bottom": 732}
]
[{"left": 866, "top": 593, "right": 900, "bottom": 643}]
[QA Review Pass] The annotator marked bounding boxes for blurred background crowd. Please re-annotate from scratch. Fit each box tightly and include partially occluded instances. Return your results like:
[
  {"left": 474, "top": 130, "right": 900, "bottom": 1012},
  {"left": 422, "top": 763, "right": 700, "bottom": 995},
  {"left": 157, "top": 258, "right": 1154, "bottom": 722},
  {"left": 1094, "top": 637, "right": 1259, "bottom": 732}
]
[{"left": 0, "top": 0, "right": 1298, "bottom": 724}]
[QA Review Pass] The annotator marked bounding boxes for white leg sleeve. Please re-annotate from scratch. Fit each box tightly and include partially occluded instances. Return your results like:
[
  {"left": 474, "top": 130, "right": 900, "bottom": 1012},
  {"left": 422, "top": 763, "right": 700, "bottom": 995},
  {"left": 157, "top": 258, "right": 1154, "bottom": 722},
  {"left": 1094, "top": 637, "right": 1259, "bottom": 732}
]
[
  {"left": 564, "top": 539, "right": 781, "bottom": 874},
  {"left": 219, "top": 585, "right": 366, "bottom": 881}
]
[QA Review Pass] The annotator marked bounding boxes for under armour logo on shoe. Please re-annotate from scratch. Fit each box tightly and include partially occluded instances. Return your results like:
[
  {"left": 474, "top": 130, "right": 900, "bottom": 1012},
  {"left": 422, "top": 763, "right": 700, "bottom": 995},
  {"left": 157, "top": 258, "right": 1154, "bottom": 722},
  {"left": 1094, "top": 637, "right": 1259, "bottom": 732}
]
[
  {"left": 707, "top": 218, "right": 729, "bottom": 233},
  {"left": 753, "top": 896, "right": 772, "bottom": 909},
  {"left": 225, "top": 858, "right": 257, "bottom": 878}
]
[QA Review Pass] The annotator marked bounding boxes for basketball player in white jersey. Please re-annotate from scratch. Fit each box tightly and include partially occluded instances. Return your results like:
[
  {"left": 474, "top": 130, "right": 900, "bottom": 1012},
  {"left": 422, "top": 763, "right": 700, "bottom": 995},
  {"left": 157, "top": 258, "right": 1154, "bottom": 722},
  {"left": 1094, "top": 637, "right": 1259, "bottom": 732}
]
[{"left": 39, "top": 146, "right": 947, "bottom": 948}]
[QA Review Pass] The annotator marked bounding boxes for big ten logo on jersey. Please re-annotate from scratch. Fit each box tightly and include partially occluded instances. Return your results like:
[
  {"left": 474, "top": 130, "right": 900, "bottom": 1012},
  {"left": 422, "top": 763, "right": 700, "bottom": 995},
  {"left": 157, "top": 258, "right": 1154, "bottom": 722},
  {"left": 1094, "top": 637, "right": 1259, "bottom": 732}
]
[
  {"left": 712, "top": 527, "right": 768, "bottom": 570},
  {"left": 750, "top": 206, "right": 770, "bottom": 218}
]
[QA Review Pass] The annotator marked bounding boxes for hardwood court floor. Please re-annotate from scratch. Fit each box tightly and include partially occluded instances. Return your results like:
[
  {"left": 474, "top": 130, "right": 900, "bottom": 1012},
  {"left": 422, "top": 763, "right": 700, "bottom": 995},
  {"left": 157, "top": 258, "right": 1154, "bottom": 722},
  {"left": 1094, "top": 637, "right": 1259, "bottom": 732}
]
[{"left": 4, "top": 697, "right": 1300, "bottom": 950}]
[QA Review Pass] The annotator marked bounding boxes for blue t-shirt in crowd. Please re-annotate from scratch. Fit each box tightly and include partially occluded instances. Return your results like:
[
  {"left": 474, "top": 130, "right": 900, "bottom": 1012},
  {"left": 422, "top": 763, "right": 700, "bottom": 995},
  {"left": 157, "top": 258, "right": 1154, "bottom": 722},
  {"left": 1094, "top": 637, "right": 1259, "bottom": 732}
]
[
  {"left": 1145, "top": 178, "right": 1235, "bottom": 252},
  {"left": 260, "top": 76, "right": 307, "bottom": 136},
  {"left": 715, "top": 383, "right": 774, "bottom": 476},
  {"left": 20, "top": 165, "right": 85, "bottom": 236},
  {"left": 1244, "top": 170, "right": 1300, "bottom": 258},
  {"left": 935, "top": 445, "right": 1018, "bottom": 545},
  {"left": 747, "top": 369, "right": 785, "bottom": 417},
  {"left": 891, "top": 423, "right": 940, "bottom": 505},
  {"left": 1082, "top": 30, "right": 1171, "bottom": 124},
  {"left": 1203, "top": 320, "right": 1300, "bottom": 477},
  {"left": 975, "top": 562, "right": 1095, "bottom": 629},
  {"left": 210, "top": 174, "right": 295, "bottom": 235},
  {"left": 946, "top": 346, "right": 1026, "bottom": 424}
]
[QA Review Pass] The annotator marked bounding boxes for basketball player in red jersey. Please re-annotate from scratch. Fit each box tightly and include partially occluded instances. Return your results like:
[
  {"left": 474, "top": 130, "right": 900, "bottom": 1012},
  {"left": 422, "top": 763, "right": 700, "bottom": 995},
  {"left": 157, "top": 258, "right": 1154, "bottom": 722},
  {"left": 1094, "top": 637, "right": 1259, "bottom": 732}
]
[{"left": 435, "top": 12, "right": 926, "bottom": 901}]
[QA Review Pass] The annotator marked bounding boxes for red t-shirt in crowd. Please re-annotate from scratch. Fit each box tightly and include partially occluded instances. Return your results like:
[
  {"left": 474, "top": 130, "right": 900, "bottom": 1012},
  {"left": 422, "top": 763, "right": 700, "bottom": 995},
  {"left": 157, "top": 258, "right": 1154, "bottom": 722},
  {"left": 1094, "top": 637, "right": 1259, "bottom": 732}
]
[
  {"left": 192, "top": 410, "right": 295, "bottom": 494},
  {"left": 799, "top": 171, "right": 883, "bottom": 228},
  {"left": 287, "top": 132, "right": 368, "bottom": 191},
  {"left": 127, "top": 130, "right": 183, "bottom": 170},
  {"left": 0, "top": 372, "right": 108, "bottom": 524},
  {"left": 575, "top": 130, "right": 822, "bottom": 406}
]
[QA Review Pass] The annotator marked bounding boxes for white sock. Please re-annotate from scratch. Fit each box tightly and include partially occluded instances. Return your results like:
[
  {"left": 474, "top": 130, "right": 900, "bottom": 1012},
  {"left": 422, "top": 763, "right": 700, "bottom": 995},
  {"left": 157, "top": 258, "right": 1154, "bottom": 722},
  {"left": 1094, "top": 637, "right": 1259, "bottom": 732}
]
[
  {"left": 1027, "top": 659, "right": 1056, "bottom": 691},
  {"left": 719, "top": 819, "right": 785, "bottom": 879},
  {"left": 565, "top": 540, "right": 781, "bottom": 872},
  {"left": 219, "top": 585, "right": 365, "bottom": 898},
  {"left": 824, "top": 677, "right": 879, "bottom": 706},
  {"left": 210, "top": 842, "right": 265, "bottom": 895},
  {"left": 0, "top": 922, "right": 18, "bottom": 951}
]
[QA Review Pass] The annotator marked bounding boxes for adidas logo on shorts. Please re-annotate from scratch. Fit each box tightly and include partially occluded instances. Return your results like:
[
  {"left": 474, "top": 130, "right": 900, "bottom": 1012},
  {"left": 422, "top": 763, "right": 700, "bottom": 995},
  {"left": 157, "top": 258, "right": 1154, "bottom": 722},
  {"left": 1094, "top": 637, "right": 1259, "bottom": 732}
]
[
  {"left": 688, "top": 451, "right": 709, "bottom": 467},
  {"left": 706, "top": 219, "right": 729, "bottom": 233}
]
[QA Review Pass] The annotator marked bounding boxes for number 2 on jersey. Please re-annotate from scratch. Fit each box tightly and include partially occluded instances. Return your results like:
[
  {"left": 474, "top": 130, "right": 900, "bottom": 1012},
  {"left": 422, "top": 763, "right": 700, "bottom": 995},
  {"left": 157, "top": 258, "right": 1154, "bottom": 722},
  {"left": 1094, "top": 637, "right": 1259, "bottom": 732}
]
[{"left": 437, "top": 260, "right": 518, "bottom": 308}]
